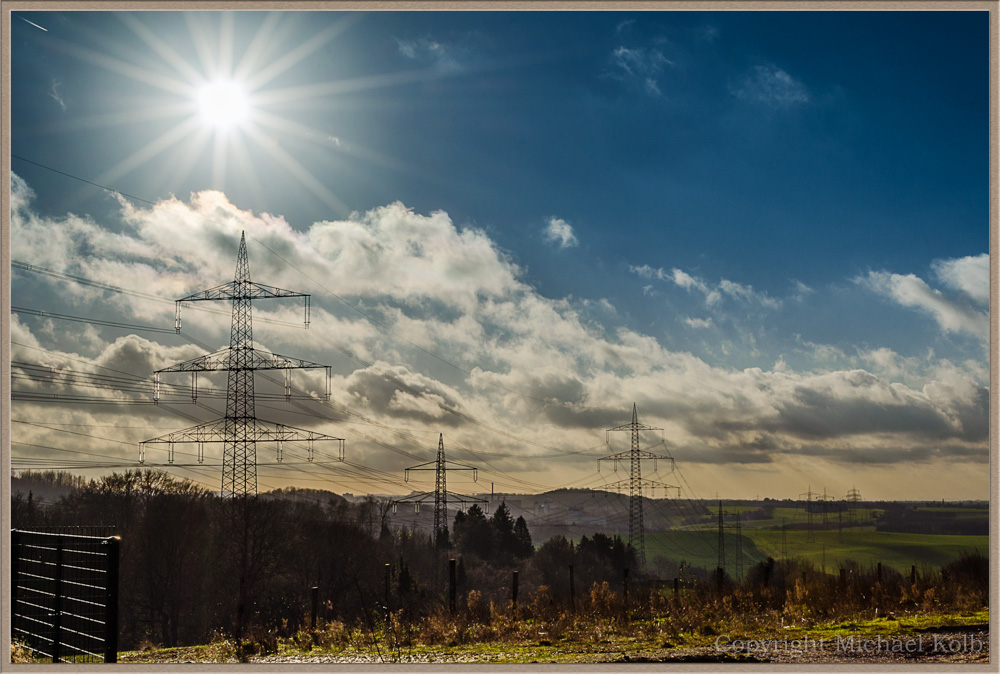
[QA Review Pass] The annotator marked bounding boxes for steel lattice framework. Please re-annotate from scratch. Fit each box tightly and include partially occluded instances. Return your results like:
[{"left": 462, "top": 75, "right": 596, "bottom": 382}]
[
  {"left": 396, "top": 434, "right": 483, "bottom": 545},
  {"left": 141, "top": 232, "right": 343, "bottom": 496},
  {"left": 599, "top": 403, "right": 677, "bottom": 569}
]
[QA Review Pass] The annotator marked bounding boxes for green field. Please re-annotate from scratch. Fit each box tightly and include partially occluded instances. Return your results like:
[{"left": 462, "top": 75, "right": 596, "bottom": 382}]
[{"left": 645, "top": 528, "right": 987, "bottom": 575}]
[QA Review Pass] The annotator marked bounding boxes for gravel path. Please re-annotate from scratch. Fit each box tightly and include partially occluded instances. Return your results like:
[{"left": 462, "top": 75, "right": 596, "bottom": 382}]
[{"left": 250, "top": 629, "right": 989, "bottom": 665}]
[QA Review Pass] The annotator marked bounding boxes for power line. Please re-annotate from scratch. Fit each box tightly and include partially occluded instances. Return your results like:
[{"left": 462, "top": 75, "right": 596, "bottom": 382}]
[{"left": 12, "top": 155, "right": 620, "bottom": 415}]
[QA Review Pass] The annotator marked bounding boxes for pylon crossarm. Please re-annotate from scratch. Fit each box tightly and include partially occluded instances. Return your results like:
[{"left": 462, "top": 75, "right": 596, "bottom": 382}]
[
  {"left": 600, "top": 449, "right": 671, "bottom": 461},
  {"left": 393, "top": 492, "right": 437, "bottom": 504},
  {"left": 174, "top": 283, "right": 311, "bottom": 332},
  {"left": 606, "top": 422, "right": 662, "bottom": 435},
  {"left": 405, "top": 461, "right": 478, "bottom": 472},
  {"left": 141, "top": 419, "right": 344, "bottom": 445},
  {"left": 178, "top": 280, "right": 309, "bottom": 303},
  {"left": 446, "top": 491, "right": 488, "bottom": 506},
  {"left": 156, "top": 347, "right": 328, "bottom": 373}
]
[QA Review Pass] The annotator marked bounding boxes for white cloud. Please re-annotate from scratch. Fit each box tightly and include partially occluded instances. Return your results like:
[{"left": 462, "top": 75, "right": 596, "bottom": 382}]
[
  {"left": 615, "top": 19, "right": 635, "bottom": 34},
  {"left": 732, "top": 64, "right": 809, "bottom": 108},
  {"left": 610, "top": 46, "right": 672, "bottom": 96},
  {"left": 543, "top": 217, "right": 578, "bottom": 249},
  {"left": 859, "top": 270, "right": 988, "bottom": 338},
  {"left": 791, "top": 280, "right": 814, "bottom": 302},
  {"left": 628, "top": 264, "right": 667, "bottom": 281},
  {"left": 932, "top": 253, "right": 989, "bottom": 305},
  {"left": 10, "top": 175, "right": 988, "bottom": 498},
  {"left": 49, "top": 79, "right": 67, "bottom": 111},
  {"left": 684, "top": 317, "right": 712, "bottom": 329},
  {"left": 629, "top": 264, "right": 782, "bottom": 312},
  {"left": 396, "top": 37, "right": 463, "bottom": 73}
]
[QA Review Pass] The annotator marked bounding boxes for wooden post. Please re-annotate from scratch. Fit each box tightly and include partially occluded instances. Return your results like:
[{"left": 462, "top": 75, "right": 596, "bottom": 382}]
[
  {"left": 385, "top": 564, "right": 391, "bottom": 610},
  {"left": 839, "top": 567, "right": 847, "bottom": 587},
  {"left": 310, "top": 586, "right": 319, "bottom": 629},
  {"left": 910, "top": 565, "right": 916, "bottom": 585},
  {"left": 449, "top": 559, "right": 457, "bottom": 615},
  {"left": 102, "top": 537, "right": 120, "bottom": 663},
  {"left": 569, "top": 565, "right": 576, "bottom": 613},
  {"left": 512, "top": 570, "right": 519, "bottom": 609},
  {"left": 673, "top": 577, "right": 679, "bottom": 596},
  {"left": 622, "top": 568, "right": 629, "bottom": 619},
  {"left": 877, "top": 562, "right": 883, "bottom": 582}
]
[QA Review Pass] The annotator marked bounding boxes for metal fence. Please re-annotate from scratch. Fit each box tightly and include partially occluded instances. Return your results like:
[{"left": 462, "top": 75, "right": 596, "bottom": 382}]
[{"left": 11, "top": 529, "right": 120, "bottom": 663}]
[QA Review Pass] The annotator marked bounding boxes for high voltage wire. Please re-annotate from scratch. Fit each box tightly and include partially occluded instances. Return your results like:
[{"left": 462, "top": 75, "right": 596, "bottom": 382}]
[
  {"left": 12, "top": 306, "right": 177, "bottom": 334},
  {"left": 14, "top": 262, "right": 602, "bottom": 461},
  {"left": 11, "top": 155, "right": 676, "bottom": 500},
  {"left": 12, "top": 154, "right": 619, "bottom": 414}
]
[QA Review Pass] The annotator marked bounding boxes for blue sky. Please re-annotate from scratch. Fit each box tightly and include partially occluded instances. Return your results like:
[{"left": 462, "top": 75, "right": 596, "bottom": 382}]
[{"left": 8, "top": 9, "right": 991, "bottom": 500}]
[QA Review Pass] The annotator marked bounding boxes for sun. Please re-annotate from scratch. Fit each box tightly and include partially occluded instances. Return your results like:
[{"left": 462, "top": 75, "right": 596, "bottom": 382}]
[{"left": 197, "top": 80, "right": 250, "bottom": 128}]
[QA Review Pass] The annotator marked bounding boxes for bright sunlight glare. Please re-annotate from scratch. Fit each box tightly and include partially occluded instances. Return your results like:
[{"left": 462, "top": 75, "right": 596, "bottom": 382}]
[{"left": 197, "top": 80, "right": 249, "bottom": 128}]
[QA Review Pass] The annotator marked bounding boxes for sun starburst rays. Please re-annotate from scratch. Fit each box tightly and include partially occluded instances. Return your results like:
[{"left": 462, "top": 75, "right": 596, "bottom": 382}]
[{"left": 43, "top": 13, "right": 424, "bottom": 218}]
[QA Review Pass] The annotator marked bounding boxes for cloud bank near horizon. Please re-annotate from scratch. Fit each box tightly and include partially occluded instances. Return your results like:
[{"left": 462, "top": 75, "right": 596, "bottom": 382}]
[{"left": 10, "top": 174, "right": 989, "bottom": 498}]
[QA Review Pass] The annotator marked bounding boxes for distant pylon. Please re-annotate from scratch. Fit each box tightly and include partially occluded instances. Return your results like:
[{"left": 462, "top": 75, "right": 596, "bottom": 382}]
[
  {"left": 396, "top": 434, "right": 483, "bottom": 546},
  {"left": 800, "top": 485, "right": 819, "bottom": 542},
  {"left": 846, "top": 486, "right": 862, "bottom": 525},
  {"left": 141, "top": 232, "right": 344, "bottom": 496},
  {"left": 598, "top": 403, "right": 677, "bottom": 569},
  {"left": 717, "top": 500, "right": 726, "bottom": 577}
]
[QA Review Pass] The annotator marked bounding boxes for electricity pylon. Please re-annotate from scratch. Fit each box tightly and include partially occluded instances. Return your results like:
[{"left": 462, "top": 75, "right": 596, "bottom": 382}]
[
  {"left": 141, "top": 231, "right": 344, "bottom": 496},
  {"left": 599, "top": 403, "right": 677, "bottom": 569},
  {"left": 846, "top": 486, "right": 862, "bottom": 525},
  {"left": 394, "top": 434, "right": 484, "bottom": 546},
  {"left": 800, "top": 485, "right": 819, "bottom": 542},
  {"left": 717, "top": 501, "right": 726, "bottom": 581}
]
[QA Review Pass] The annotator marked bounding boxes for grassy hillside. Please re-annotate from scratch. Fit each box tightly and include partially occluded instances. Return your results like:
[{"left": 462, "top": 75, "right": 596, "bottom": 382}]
[{"left": 645, "top": 528, "right": 988, "bottom": 575}]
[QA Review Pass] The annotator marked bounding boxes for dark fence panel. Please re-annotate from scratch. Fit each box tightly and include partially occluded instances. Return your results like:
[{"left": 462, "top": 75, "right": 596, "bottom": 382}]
[{"left": 11, "top": 530, "right": 120, "bottom": 663}]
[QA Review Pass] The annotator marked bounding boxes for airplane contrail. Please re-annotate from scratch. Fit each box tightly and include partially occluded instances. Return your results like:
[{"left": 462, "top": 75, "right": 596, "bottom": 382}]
[{"left": 19, "top": 16, "right": 48, "bottom": 32}]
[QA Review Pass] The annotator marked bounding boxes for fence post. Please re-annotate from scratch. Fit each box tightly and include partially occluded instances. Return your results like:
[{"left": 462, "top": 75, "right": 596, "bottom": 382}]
[
  {"left": 839, "top": 567, "right": 847, "bottom": 588},
  {"left": 52, "top": 541, "right": 64, "bottom": 663},
  {"left": 512, "top": 570, "right": 519, "bottom": 611},
  {"left": 103, "top": 537, "right": 120, "bottom": 663},
  {"left": 385, "top": 564, "right": 392, "bottom": 611},
  {"left": 910, "top": 565, "right": 916, "bottom": 585},
  {"left": 310, "top": 586, "right": 319, "bottom": 629},
  {"left": 877, "top": 562, "right": 882, "bottom": 582},
  {"left": 673, "top": 577, "right": 679, "bottom": 596},
  {"left": 622, "top": 568, "right": 629, "bottom": 619},
  {"left": 449, "top": 559, "right": 457, "bottom": 615},
  {"left": 569, "top": 564, "right": 576, "bottom": 613}
]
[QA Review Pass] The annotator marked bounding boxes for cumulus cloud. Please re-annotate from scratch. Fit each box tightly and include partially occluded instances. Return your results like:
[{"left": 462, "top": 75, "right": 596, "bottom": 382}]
[
  {"left": 932, "top": 253, "right": 989, "bottom": 305},
  {"left": 10, "top": 174, "right": 989, "bottom": 498},
  {"left": 858, "top": 269, "right": 988, "bottom": 338},
  {"left": 543, "top": 217, "right": 578, "bottom": 249},
  {"left": 731, "top": 64, "right": 809, "bottom": 108}
]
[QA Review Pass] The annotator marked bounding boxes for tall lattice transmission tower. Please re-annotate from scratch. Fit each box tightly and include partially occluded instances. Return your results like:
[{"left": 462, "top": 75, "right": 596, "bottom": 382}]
[
  {"left": 140, "top": 232, "right": 344, "bottom": 496},
  {"left": 599, "top": 403, "right": 677, "bottom": 569},
  {"left": 846, "top": 486, "right": 862, "bottom": 524},
  {"left": 393, "top": 434, "right": 484, "bottom": 546},
  {"left": 800, "top": 485, "right": 819, "bottom": 542}
]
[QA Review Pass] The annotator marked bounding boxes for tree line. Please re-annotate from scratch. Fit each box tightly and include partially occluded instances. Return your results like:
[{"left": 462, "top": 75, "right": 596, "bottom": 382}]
[{"left": 11, "top": 469, "right": 638, "bottom": 651}]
